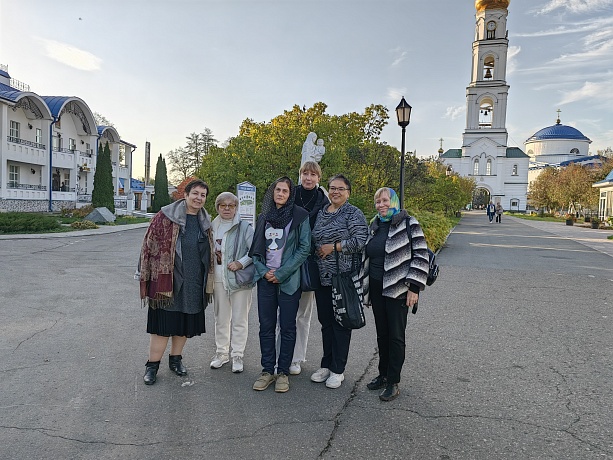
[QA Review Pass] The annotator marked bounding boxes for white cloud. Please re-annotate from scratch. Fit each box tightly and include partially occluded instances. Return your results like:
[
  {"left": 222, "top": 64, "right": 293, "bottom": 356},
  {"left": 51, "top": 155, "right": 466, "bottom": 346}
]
[
  {"left": 444, "top": 105, "right": 465, "bottom": 121},
  {"left": 537, "top": 0, "right": 613, "bottom": 14},
  {"left": 558, "top": 80, "right": 613, "bottom": 105},
  {"left": 387, "top": 87, "right": 407, "bottom": 101},
  {"left": 391, "top": 51, "right": 407, "bottom": 67},
  {"left": 506, "top": 46, "right": 521, "bottom": 74},
  {"left": 35, "top": 37, "right": 102, "bottom": 71}
]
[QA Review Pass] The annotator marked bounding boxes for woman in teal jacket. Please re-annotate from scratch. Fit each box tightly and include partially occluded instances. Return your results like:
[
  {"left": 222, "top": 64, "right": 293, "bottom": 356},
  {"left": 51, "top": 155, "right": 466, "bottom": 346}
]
[{"left": 249, "top": 177, "right": 311, "bottom": 393}]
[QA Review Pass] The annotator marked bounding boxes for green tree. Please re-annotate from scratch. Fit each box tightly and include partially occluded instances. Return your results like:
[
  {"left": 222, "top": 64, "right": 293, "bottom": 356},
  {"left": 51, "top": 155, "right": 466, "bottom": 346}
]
[
  {"left": 198, "top": 102, "right": 389, "bottom": 215},
  {"left": 152, "top": 154, "right": 171, "bottom": 212},
  {"left": 529, "top": 167, "right": 561, "bottom": 212},
  {"left": 184, "top": 128, "right": 218, "bottom": 175},
  {"left": 91, "top": 141, "right": 115, "bottom": 213},
  {"left": 166, "top": 147, "right": 192, "bottom": 183}
]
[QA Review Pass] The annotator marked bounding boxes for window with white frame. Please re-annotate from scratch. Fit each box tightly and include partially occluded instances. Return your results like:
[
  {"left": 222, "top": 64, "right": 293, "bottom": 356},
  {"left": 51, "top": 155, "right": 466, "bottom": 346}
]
[
  {"left": 86, "top": 143, "right": 91, "bottom": 154},
  {"left": 512, "top": 164, "right": 518, "bottom": 176},
  {"left": 36, "top": 128, "right": 42, "bottom": 145},
  {"left": 69, "top": 138, "right": 76, "bottom": 151},
  {"left": 9, "top": 121, "right": 20, "bottom": 140},
  {"left": 9, "top": 165, "right": 19, "bottom": 187},
  {"left": 473, "top": 159, "right": 479, "bottom": 175},
  {"left": 486, "top": 159, "right": 492, "bottom": 175}
]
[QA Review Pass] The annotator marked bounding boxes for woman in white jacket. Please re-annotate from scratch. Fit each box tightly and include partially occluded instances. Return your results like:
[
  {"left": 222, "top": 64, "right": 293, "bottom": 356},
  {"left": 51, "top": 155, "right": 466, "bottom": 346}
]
[{"left": 210, "top": 192, "right": 255, "bottom": 373}]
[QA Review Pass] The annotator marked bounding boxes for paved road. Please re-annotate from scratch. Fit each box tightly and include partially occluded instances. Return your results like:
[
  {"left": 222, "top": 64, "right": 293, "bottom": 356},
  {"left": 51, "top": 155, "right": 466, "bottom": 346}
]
[{"left": 0, "top": 213, "right": 611, "bottom": 459}]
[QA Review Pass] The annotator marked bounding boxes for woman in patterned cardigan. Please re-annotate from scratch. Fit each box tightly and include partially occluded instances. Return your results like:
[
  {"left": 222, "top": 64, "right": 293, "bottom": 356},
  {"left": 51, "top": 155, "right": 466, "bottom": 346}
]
[
  {"left": 310, "top": 174, "right": 369, "bottom": 389},
  {"left": 362, "top": 187, "right": 429, "bottom": 401}
]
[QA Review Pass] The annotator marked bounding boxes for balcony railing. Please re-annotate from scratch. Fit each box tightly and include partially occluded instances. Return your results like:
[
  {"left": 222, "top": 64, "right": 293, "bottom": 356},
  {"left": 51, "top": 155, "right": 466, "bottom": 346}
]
[
  {"left": 7, "top": 182, "right": 47, "bottom": 191},
  {"left": 7, "top": 136, "right": 46, "bottom": 150},
  {"left": 78, "top": 194, "right": 92, "bottom": 203}
]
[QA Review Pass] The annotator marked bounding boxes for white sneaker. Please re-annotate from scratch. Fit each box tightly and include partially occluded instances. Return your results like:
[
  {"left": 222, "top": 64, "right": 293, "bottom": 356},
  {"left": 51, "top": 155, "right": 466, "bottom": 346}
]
[
  {"left": 232, "top": 356, "right": 244, "bottom": 373},
  {"left": 310, "top": 367, "right": 330, "bottom": 383},
  {"left": 289, "top": 362, "right": 301, "bottom": 375},
  {"left": 210, "top": 353, "right": 229, "bottom": 369},
  {"left": 325, "top": 372, "right": 345, "bottom": 389}
]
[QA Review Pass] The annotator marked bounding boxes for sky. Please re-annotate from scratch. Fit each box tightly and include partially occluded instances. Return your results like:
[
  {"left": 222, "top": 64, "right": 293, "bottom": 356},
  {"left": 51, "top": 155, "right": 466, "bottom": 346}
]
[{"left": 1, "top": 0, "right": 612, "bottom": 180}]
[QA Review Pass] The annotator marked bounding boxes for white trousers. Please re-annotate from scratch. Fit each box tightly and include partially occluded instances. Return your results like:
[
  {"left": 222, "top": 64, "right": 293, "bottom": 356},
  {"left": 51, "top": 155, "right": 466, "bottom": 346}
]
[
  {"left": 213, "top": 282, "right": 253, "bottom": 358},
  {"left": 275, "top": 290, "right": 315, "bottom": 363}
]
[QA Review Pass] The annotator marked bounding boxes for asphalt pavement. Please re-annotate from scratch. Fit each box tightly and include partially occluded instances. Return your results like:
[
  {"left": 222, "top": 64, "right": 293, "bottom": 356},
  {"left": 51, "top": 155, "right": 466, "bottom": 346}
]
[{"left": 0, "top": 212, "right": 611, "bottom": 459}]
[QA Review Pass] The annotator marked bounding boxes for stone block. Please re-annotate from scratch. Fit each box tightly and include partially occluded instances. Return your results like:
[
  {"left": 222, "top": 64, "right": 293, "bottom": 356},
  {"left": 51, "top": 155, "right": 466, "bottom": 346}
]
[{"left": 85, "top": 207, "right": 116, "bottom": 223}]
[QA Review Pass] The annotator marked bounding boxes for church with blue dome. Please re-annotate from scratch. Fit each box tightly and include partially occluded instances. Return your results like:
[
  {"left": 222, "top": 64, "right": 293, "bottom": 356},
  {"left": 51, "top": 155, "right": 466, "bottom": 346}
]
[{"left": 525, "top": 112, "right": 599, "bottom": 184}]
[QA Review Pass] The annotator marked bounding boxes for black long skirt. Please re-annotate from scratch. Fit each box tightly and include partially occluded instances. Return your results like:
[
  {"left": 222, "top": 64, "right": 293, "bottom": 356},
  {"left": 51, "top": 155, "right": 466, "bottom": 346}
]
[{"left": 146, "top": 307, "right": 205, "bottom": 338}]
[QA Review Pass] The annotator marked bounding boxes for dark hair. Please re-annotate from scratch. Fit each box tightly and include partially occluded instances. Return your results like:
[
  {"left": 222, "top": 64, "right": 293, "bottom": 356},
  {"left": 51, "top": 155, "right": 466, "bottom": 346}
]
[
  {"left": 328, "top": 174, "right": 351, "bottom": 192},
  {"left": 185, "top": 179, "right": 209, "bottom": 195}
]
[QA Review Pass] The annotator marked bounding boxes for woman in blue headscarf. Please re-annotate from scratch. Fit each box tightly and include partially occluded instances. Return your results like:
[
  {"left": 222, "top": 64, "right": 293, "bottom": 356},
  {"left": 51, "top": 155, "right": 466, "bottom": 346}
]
[{"left": 361, "top": 187, "right": 429, "bottom": 401}]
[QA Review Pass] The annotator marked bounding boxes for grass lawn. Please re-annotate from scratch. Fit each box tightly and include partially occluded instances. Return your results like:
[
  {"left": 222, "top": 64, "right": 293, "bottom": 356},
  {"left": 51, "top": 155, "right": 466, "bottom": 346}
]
[{"left": 0, "top": 212, "right": 149, "bottom": 235}]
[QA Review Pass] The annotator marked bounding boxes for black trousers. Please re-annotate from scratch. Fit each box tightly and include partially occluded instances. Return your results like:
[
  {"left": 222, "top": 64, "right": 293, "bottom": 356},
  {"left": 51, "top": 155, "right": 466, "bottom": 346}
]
[
  {"left": 369, "top": 278, "right": 409, "bottom": 384},
  {"left": 315, "top": 285, "right": 352, "bottom": 374}
]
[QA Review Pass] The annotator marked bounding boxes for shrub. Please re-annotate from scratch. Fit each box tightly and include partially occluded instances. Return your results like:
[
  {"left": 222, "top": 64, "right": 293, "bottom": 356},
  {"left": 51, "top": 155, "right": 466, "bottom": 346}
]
[
  {"left": 0, "top": 212, "right": 61, "bottom": 233},
  {"left": 70, "top": 220, "right": 98, "bottom": 230}
]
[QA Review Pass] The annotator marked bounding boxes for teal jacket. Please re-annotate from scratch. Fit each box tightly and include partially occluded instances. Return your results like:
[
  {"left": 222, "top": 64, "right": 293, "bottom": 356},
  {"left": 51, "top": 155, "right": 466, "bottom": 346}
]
[{"left": 250, "top": 205, "right": 311, "bottom": 295}]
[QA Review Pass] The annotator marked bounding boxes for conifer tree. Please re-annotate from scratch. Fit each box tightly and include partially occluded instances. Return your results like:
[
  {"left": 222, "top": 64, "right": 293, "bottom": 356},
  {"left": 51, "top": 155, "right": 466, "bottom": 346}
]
[
  {"left": 91, "top": 141, "right": 115, "bottom": 213},
  {"left": 152, "top": 154, "right": 171, "bottom": 212}
]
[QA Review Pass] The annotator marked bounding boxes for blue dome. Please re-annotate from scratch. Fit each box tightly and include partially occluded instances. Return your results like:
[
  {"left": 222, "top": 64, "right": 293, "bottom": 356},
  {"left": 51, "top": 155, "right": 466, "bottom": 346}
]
[{"left": 526, "top": 124, "right": 590, "bottom": 142}]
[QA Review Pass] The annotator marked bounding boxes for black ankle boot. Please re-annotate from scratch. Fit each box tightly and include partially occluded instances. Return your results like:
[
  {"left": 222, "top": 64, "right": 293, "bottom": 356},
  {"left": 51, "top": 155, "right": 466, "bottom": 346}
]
[
  {"left": 143, "top": 361, "right": 160, "bottom": 385},
  {"left": 367, "top": 375, "right": 387, "bottom": 390},
  {"left": 379, "top": 383, "right": 399, "bottom": 401},
  {"left": 169, "top": 355, "right": 187, "bottom": 376}
]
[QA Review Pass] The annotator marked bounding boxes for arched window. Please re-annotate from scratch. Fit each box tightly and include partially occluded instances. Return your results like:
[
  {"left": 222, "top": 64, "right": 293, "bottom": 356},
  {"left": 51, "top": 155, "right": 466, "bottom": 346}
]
[
  {"left": 473, "top": 159, "right": 479, "bottom": 175},
  {"left": 479, "top": 100, "right": 493, "bottom": 128},
  {"left": 486, "top": 159, "right": 492, "bottom": 175},
  {"left": 483, "top": 56, "right": 495, "bottom": 80},
  {"left": 512, "top": 164, "right": 518, "bottom": 176},
  {"left": 570, "top": 148, "right": 579, "bottom": 154}
]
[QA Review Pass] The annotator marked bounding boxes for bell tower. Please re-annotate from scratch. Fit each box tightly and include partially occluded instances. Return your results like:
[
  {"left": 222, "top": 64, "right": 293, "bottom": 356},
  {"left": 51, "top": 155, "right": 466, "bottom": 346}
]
[{"left": 464, "top": 0, "right": 511, "bottom": 148}]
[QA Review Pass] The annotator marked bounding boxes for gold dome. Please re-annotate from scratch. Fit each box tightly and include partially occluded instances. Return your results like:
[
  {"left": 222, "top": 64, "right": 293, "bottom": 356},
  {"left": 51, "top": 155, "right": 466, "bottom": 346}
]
[{"left": 475, "top": 0, "right": 510, "bottom": 12}]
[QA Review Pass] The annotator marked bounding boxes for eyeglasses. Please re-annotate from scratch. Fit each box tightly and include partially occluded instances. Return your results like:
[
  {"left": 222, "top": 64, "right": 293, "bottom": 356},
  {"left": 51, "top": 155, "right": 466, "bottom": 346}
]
[
  {"left": 329, "top": 186, "right": 348, "bottom": 192},
  {"left": 219, "top": 204, "right": 236, "bottom": 209}
]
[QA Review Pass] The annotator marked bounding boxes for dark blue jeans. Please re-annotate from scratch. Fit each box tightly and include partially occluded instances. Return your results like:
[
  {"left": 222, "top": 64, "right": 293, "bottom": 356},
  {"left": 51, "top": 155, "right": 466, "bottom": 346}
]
[{"left": 257, "top": 279, "right": 301, "bottom": 375}]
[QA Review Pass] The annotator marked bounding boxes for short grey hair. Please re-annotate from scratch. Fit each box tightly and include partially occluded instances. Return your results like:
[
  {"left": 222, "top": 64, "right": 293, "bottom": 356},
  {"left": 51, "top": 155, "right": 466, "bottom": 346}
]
[{"left": 215, "top": 192, "right": 239, "bottom": 210}]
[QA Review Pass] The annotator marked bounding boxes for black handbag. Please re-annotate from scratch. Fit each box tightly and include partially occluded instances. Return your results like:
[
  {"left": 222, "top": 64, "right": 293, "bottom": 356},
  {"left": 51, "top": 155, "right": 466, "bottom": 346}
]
[
  {"left": 233, "top": 221, "right": 255, "bottom": 288},
  {"left": 300, "top": 254, "right": 321, "bottom": 291},
  {"left": 331, "top": 249, "right": 365, "bottom": 330}
]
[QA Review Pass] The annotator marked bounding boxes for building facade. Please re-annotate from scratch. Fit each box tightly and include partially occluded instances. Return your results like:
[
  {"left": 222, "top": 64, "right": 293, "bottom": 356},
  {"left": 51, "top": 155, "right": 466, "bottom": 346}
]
[
  {"left": 0, "top": 64, "right": 134, "bottom": 212},
  {"left": 440, "top": 0, "right": 529, "bottom": 211},
  {"left": 525, "top": 116, "right": 597, "bottom": 185}
]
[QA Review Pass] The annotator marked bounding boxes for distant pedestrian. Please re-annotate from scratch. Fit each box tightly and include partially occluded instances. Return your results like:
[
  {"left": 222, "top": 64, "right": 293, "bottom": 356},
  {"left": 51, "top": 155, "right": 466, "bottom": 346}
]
[
  {"left": 495, "top": 202, "right": 503, "bottom": 223},
  {"left": 486, "top": 201, "right": 495, "bottom": 223},
  {"left": 136, "top": 179, "right": 214, "bottom": 385}
]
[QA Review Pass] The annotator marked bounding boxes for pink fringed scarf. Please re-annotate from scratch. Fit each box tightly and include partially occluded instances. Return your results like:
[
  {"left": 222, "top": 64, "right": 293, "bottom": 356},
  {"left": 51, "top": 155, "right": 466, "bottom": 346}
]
[{"left": 139, "top": 213, "right": 180, "bottom": 309}]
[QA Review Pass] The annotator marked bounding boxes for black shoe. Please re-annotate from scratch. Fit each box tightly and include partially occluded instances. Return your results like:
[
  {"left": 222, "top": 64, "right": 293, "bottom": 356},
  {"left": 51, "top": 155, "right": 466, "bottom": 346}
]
[
  {"left": 367, "top": 375, "right": 387, "bottom": 390},
  {"left": 169, "top": 355, "right": 187, "bottom": 376},
  {"left": 379, "top": 383, "right": 399, "bottom": 401},
  {"left": 143, "top": 361, "right": 160, "bottom": 385}
]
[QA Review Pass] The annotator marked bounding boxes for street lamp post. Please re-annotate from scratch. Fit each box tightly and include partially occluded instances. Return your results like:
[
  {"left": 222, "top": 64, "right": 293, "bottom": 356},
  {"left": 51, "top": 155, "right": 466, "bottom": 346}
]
[{"left": 395, "top": 97, "right": 412, "bottom": 209}]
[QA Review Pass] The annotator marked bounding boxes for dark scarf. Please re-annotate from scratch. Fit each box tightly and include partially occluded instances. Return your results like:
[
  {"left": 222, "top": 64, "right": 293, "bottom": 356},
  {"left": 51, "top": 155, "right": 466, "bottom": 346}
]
[{"left": 261, "top": 177, "right": 296, "bottom": 229}]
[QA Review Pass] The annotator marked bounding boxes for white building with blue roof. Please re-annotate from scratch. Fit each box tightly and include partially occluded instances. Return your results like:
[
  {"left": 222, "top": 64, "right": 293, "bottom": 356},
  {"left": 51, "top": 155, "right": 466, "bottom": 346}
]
[
  {"left": 0, "top": 64, "right": 135, "bottom": 212},
  {"left": 524, "top": 115, "right": 598, "bottom": 185},
  {"left": 440, "top": 0, "right": 529, "bottom": 211}
]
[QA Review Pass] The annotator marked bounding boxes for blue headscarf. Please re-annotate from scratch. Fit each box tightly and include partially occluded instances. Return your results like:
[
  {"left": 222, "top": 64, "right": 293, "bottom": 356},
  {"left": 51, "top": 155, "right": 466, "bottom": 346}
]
[{"left": 375, "top": 187, "right": 401, "bottom": 223}]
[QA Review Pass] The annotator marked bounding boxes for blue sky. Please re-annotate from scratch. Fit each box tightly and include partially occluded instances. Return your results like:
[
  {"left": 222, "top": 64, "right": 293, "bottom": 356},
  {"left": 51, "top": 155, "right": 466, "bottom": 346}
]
[{"left": 1, "top": 0, "right": 612, "bottom": 179}]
